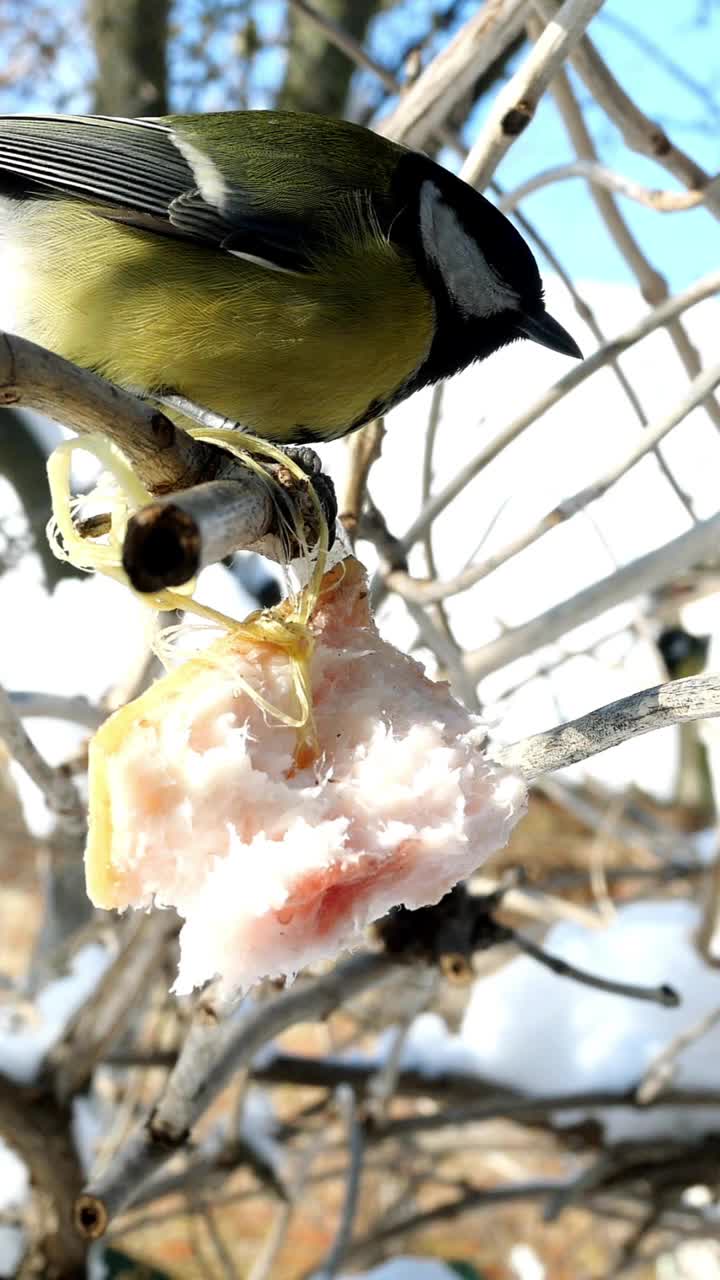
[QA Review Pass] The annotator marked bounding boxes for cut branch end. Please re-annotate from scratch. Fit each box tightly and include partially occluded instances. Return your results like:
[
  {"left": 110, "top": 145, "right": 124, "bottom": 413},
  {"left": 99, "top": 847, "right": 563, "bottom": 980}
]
[{"left": 74, "top": 1193, "right": 108, "bottom": 1240}]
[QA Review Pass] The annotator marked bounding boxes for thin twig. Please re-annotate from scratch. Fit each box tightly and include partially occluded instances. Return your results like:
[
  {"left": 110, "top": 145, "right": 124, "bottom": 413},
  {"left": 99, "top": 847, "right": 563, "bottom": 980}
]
[
  {"left": 635, "top": 1006, "right": 720, "bottom": 1104},
  {"left": 313, "top": 1088, "right": 364, "bottom": 1280},
  {"left": 467, "top": 511, "right": 720, "bottom": 680},
  {"left": 8, "top": 691, "right": 105, "bottom": 730},
  {"left": 384, "top": 360, "right": 720, "bottom": 606},
  {"left": 374, "top": 269, "right": 720, "bottom": 593},
  {"left": 339, "top": 418, "right": 385, "bottom": 543},
  {"left": 246, "top": 1128, "right": 326, "bottom": 1280},
  {"left": 506, "top": 929, "right": 678, "bottom": 1005},
  {"left": 495, "top": 673, "right": 720, "bottom": 778},
  {"left": 76, "top": 953, "right": 393, "bottom": 1235},
  {"left": 543, "top": 51, "right": 720, "bottom": 435},
  {"left": 288, "top": 0, "right": 398, "bottom": 93},
  {"left": 499, "top": 159, "right": 711, "bottom": 213},
  {"left": 552, "top": 12, "right": 720, "bottom": 218},
  {"left": 0, "top": 683, "right": 85, "bottom": 835},
  {"left": 378, "top": 1085, "right": 720, "bottom": 1141},
  {"left": 45, "top": 912, "right": 176, "bottom": 1102}
]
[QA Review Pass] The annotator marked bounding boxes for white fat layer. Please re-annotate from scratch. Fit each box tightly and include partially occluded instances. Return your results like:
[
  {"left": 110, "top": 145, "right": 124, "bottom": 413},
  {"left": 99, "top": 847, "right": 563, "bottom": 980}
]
[
  {"left": 419, "top": 180, "right": 519, "bottom": 318},
  {"left": 98, "top": 565, "right": 527, "bottom": 995},
  {"left": 171, "top": 133, "right": 227, "bottom": 210}
]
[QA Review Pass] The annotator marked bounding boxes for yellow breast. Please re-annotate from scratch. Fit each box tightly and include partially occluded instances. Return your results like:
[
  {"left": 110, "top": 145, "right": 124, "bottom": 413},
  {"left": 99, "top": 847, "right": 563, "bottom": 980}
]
[{"left": 12, "top": 203, "right": 435, "bottom": 441}]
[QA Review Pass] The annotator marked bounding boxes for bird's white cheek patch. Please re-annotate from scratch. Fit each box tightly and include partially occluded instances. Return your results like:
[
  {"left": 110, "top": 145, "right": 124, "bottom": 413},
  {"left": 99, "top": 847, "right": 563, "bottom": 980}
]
[{"left": 420, "top": 180, "right": 519, "bottom": 318}]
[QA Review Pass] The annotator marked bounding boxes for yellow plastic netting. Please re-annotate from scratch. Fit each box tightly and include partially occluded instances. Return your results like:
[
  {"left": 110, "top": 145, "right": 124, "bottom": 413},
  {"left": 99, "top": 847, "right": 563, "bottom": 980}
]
[{"left": 47, "top": 426, "right": 330, "bottom": 762}]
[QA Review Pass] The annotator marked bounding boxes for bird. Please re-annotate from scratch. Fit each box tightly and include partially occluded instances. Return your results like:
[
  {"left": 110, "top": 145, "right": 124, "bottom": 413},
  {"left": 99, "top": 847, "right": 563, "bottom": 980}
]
[{"left": 0, "top": 110, "right": 582, "bottom": 445}]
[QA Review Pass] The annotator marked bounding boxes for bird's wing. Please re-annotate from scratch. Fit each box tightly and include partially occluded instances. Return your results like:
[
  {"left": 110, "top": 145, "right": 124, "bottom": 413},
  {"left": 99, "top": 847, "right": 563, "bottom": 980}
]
[{"left": 0, "top": 112, "right": 404, "bottom": 272}]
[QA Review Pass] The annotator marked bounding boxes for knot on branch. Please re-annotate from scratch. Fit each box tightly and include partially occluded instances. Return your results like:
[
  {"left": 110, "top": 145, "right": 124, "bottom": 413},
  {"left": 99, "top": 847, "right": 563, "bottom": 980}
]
[
  {"left": 374, "top": 883, "right": 514, "bottom": 980},
  {"left": 74, "top": 1194, "right": 108, "bottom": 1242},
  {"left": 501, "top": 100, "right": 534, "bottom": 136}
]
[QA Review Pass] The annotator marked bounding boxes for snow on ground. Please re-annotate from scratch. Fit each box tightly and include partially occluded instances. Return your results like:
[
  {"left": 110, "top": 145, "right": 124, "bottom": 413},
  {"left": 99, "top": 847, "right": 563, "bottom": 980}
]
[
  {"left": 388, "top": 900, "right": 720, "bottom": 1142},
  {"left": 0, "top": 1140, "right": 28, "bottom": 1211},
  {"left": 0, "top": 1227, "right": 25, "bottom": 1279},
  {"left": 0, "top": 942, "right": 110, "bottom": 1083}
]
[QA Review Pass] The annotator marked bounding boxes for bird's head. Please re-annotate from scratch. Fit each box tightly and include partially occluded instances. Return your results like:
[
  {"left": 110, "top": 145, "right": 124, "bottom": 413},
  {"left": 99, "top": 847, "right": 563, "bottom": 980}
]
[{"left": 401, "top": 156, "right": 582, "bottom": 380}]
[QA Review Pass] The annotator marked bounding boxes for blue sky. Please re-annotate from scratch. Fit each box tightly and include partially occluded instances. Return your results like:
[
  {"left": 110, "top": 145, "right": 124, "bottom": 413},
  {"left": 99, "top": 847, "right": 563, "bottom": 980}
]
[
  {"left": 468, "top": 0, "right": 720, "bottom": 291},
  {"left": 364, "top": 0, "right": 720, "bottom": 292},
  {"left": 2, "top": 0, "right": 717, "bottom": 291}
]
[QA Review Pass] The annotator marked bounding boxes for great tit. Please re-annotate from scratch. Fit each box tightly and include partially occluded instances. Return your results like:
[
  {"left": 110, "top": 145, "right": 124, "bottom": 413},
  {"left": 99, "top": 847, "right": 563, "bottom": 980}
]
[{"left": 0, "top": 110, "right": 581, "bottom": 444}]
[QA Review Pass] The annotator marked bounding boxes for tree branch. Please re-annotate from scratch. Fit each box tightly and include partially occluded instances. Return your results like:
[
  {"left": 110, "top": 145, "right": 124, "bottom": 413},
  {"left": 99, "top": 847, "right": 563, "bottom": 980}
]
[
  {"left": 0, "top": 330, "right": 220, "bottom": 493},
  {"left": 376, "top": 269, "right": 720, "bottom": 587},
  {"left": 494, "top": 673, "right": 720, "bottom": 779},
  {"left": 460, "top": 0, "right": 605, "bottom": 189},
  {"left": 378, "top": 0, "right": 531, "bottom": 148},
  {"left": 75, "top": 953, "right": 392, "bottom": 1236},
  {"left": 508, "top": 929, "right": 677, "bottom": 1005},
  {"left": 384, "top": 359, "right": 720, "bottom": 605},
  {"left": 0, "top": 1076, "right": 88, "bottom": 1278},
  {"left": 538, "top": 5, "right": 720, "bottom": 220},
  {"left": 8, "top": 691, "right": 105, "bottom": 730},
  {"left": 542, "top": 51, "right": 720, "bottom": 433},
  {"left": 0, "top": 684, "right": 85, "bottom": 835},
  {"left": 498, "top": 158, "right": 712, "bottom": 212},
  {"left": 313, "top": 1087, "right": 364, "bottom": 1280},
  {"left": 0, "top": 331, "right": 335, "bottom": 576},
  {"left": 121, "top": 480, "right": 275, "bottom": 592},
  {"left": 45, "top": 911, "right": 176, "bottom": 1102}
]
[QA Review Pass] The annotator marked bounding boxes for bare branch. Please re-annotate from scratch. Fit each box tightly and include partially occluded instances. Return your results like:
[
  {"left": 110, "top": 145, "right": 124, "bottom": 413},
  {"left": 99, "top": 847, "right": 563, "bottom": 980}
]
[
  {"left": 0, "top": 331, "right": 335, "bottom": 579},
  {"left": 314, "top": 1087, "right": 364, "bottom": 1280},
  {"left": 45, "top": 911, "right": 176, "bottom": 1102},
  {"left": 498, "top": 159, "right": 712, "bottom": 212},
  {"left": 508, "top": 929, "right": 678, "bottom": 1005},
  {"left": 0, "top": 1076, "right": 88, "bottom": 1277},
  {"left": 76, "top": 953, "right": 392, "bottom": 1235},
  {"left": 121, "top": 480, "right": 275, "bottom": 592},
  {"left": 381, "top": 269, "right": 720, "bottom": 576},
  {"left": 0, "top": 330, "right": 220, "bottom": 494},
  {"left": 385, "top": 360, "right": 720, "bottom": 606},
  {"left": 107, "top": 1047, "right": 514, "bottom": 1106},
  {"left": 380, "top": 1085, "right": 720, "bottom": 1141},
  {"left": 378, "top": 0, "right": 531, "bottom": 148},
  {"left": 635, "top": 1006, "right": 720, "bottom": 1104},
  {"left": 288, "top": 0, "right": 398, "bottom": 94},
  {"left": 9, "top": 691, "right": 105, "bottom": 730},
  {"left": 0, "top": 683, "right": 85, "bottom": 835},
  {"left": 494, "top": 673, "right": 720, "bottom": 779},
  {"left": 535, "top": 3, "right": 720, "bottom": 219},
  {"left": 460, "top": 0, "right": 606, "bottom": 189},
  {"left": 543, "top": 54, "right": 720, "bottom": 432},
  {"left": 339, "top": 418, "right": 385, "bottom": 543},
  {"left": 467, "top": 512, "right": 720, "bottom": 681}
]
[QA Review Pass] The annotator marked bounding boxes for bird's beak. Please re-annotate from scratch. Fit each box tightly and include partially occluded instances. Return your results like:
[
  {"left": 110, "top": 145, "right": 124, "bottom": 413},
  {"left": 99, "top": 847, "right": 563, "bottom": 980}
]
[{"left": 517, "top": 310, "right": 583, "bottom": 359}]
